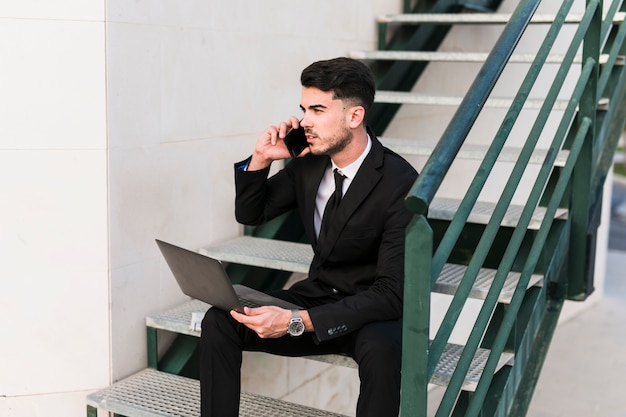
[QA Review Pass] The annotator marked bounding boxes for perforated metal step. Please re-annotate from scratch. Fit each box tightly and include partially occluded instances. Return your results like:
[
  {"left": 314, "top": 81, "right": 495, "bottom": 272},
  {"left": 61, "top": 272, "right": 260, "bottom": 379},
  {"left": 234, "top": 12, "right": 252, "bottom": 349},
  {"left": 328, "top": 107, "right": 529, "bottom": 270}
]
[
  {"left": 199, "top": 236, "right": 312, "bottom": 274},
  {"left": 429, "top": 197, "right": 568, "bottom": 230},
  {"left": 87, "top": 368, "right": 348, "bottom": 417},
  {"left": 374, "top": 91, "right": 571, "bottom": 110},
  {"left": 146, "top": 300, "right": 514, "bottom": 392},
  {"left": 434, "top": 263, "right": 542, "bottom": 303},
  {"left": 349, "top": 50, "right": 610, "bottom": 65},
  {"left": 198, "top": 236, "right": 543, "bottom": 304},
  {"left": 378, "top": 137, "right": 569, "bottom": 167},
  {"left": 377, "top": 12, "right": 625, "bottom": 25},
  {"left": 146, "top": 298, "right": 208, "bottom": 337}
]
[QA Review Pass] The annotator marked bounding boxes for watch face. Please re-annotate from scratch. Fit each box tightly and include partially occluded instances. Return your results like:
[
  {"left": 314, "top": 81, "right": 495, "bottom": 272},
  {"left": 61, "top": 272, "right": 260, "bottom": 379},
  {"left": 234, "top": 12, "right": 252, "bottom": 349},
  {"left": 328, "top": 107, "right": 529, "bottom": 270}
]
[{"left": 288, "top": 320, "right": 305, "bottom": 336}]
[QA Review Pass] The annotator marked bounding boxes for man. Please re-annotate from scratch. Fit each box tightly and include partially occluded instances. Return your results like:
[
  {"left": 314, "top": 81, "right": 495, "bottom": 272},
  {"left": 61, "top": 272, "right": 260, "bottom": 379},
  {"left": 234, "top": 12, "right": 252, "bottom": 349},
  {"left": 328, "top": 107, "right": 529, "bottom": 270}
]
[{"left": 201, "top": 57, "right": 418, "bottom": 417}]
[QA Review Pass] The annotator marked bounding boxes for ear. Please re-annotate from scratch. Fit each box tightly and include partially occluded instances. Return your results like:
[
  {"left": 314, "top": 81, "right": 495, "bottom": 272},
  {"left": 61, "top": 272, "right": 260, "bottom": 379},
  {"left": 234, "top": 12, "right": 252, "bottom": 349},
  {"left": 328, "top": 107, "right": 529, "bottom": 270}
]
[{"left": 346, "top": 106, "right": 365, "bottom": 129}]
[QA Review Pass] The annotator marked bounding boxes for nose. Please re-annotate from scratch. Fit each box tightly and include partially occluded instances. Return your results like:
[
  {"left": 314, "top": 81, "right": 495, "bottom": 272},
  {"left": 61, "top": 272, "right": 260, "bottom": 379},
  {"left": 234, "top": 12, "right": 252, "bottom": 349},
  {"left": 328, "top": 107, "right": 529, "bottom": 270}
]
[{"left": 300, "top": 115, "right": 312, "bottom": 129}]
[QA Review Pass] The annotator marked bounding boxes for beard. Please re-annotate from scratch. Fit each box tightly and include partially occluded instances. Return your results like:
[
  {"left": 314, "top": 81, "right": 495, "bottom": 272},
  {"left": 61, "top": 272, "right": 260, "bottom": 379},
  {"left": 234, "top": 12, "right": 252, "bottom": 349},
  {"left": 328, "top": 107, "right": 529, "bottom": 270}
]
[{"left": 306, "top": 124, "right": 353, "bottom": 156}]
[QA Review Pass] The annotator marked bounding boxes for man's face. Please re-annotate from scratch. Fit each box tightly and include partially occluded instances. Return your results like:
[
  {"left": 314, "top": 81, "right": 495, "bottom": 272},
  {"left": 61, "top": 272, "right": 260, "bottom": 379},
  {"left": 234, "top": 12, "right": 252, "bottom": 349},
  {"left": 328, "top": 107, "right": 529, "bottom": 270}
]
[{"left": 299, "top": 87, "right": 353, "bottom": 157}]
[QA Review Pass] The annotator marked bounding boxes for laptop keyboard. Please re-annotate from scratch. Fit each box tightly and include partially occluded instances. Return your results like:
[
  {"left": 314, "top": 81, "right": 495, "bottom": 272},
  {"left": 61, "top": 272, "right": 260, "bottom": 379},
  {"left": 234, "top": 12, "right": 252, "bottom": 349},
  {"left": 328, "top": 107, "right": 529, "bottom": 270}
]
[{"left": 237, "top": 296, "right": 262, "bottom": 309}]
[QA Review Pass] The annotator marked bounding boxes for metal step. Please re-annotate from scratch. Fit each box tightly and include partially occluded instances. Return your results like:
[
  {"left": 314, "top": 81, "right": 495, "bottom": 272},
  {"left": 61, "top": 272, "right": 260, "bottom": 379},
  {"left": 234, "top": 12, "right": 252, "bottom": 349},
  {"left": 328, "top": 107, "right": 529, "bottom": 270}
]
[
  {"left": 429, "top": 197, "right": 568, "bottom": 230},
  {"left": 198, "top": 236, "right": 544, "bottom": 303},
  {"left": 434, "top": 263, "right": 542, "bottom": 303},
  {"left": 377, "top": 12, "right": 626, "bottom": 25},
  {"left": 350, "top": 50, "right": 611, "bottom": 65},
  {"left": 374, "top": 90, "right": 571, "bottom": 110},
  {"left": 375, "top": 91, "right": 611, "bottom": 111},
  {"left": 87, "top": 368, "right": 348, "bottom": 417},
  {"left": 379, "top": 137, "right": 569, "bottom": 167},
  {"left": 146, "top": 299, "right": 208, "bottom": 337},
  {"left": 145, "top": 300, "right": 514, "bottom": 392}
]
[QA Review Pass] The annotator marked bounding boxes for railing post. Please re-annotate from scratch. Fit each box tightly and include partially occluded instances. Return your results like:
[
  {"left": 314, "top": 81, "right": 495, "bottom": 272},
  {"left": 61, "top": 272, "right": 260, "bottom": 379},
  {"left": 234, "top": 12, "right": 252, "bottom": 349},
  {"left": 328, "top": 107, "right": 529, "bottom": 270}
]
[
  {"left": 567, "top": 0, "right": 602, "bottom": 299},
  {"left": 147, "top": 326, "right": 158, "bottom": 368},
  {"left": 403, "top": 0, "right": 412, "bottom": 13},
  {"left": 401, "top": 215, "right": 432, "bottom": 417}
]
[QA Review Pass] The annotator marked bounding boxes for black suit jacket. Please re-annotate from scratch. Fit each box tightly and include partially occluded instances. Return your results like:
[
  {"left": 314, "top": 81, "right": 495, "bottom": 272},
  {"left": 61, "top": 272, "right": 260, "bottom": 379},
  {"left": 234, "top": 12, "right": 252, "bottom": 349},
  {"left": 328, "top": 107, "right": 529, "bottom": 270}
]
[{"left": 234, "top": 130, "right": 418, "bottom": 343}]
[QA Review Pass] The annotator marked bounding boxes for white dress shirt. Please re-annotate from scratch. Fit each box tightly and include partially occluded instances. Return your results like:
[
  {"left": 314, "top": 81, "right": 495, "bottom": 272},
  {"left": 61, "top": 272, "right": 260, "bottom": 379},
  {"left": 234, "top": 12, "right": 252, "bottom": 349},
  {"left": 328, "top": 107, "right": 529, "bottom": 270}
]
[{"left": 314, "top": 135, "right": 372, "bottom": 238}]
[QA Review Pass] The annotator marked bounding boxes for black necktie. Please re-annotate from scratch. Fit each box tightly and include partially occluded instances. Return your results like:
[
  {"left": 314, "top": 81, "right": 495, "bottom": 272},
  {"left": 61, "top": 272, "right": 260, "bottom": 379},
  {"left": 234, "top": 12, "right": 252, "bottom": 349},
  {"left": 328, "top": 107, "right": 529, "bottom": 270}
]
[{"left": 320, "top": 168, "right": 345, "bottom": 238}]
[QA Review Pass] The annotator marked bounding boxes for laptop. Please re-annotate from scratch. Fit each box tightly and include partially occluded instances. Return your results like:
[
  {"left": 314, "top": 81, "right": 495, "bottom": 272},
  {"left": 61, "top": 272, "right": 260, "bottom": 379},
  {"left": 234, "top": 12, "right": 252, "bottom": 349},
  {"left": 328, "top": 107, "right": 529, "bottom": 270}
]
[{"left": 155, "top": 239, "right": 302, "bottom": 313}]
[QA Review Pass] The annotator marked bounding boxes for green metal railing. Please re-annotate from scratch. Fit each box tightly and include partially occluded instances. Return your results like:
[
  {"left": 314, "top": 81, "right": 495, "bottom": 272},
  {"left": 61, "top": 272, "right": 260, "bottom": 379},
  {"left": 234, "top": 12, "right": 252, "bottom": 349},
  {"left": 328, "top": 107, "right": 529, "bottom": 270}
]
[{"left": 401, "top": 0, "right": 626, "bottom": 415}]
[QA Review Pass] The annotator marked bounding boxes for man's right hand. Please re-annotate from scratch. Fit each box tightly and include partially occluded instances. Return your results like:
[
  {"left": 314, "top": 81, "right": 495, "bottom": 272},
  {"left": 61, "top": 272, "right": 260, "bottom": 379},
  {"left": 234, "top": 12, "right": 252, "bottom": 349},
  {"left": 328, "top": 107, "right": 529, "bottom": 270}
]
[{"left": 248, "top": 116, "right": 306, "bottom": 170}]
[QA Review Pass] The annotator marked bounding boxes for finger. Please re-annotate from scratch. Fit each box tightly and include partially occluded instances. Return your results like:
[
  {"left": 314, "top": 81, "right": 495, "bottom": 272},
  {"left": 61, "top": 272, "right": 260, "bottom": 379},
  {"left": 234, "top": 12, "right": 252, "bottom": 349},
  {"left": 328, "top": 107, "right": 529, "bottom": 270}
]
[
  {"left": 230, "top": 309, "right": 244, "bottom": 322},
  {"left": 288, "top": 116, "right": 301, "bottom": 130},
  {"left": 257, "top": 128, "right": 273, "bottom": 148},
  {"left": 267, "top": 126, "right": 279, "bottom": 145},
  {"left": 277, "top": 122, "right": 289, "bottom": 139},
  {"left": 243, "top": 306, "right": 273, "bottom": 317}
]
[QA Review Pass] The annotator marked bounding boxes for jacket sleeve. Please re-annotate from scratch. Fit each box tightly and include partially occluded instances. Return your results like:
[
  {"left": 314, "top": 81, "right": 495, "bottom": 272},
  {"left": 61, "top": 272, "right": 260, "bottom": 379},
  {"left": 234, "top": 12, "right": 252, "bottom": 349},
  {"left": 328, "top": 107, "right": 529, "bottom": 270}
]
[{"left": 233, "top": 158, "right": 297, "bottom": 226}]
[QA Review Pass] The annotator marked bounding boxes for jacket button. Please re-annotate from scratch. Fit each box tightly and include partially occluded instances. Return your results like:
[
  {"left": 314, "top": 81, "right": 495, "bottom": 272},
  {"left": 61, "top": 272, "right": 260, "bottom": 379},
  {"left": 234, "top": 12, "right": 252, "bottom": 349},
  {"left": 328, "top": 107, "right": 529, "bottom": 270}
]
[{"left": 332, "top": 288, "right": 339, "bottom": 294}]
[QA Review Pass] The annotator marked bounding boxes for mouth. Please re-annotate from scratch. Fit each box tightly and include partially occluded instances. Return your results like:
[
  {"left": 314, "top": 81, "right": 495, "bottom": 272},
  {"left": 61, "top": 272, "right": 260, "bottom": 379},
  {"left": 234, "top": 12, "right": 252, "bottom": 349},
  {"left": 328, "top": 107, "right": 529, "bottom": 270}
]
[{"left": 305, "top": 130, "right": 317, "bottom": 143}]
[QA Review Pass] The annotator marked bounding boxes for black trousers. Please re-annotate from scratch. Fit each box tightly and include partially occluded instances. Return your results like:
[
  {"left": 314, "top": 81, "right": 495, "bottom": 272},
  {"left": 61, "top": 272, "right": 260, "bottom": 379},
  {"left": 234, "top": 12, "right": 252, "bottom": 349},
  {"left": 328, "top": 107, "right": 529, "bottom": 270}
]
[{"left": 199, "top": 290, "right": 402, "bottom": 417}]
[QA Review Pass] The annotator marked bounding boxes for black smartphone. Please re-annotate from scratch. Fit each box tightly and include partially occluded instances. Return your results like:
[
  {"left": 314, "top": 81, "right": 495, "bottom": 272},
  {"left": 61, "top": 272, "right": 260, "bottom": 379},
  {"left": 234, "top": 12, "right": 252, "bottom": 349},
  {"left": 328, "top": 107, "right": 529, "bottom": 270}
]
[{"left": 283, "top": 125, "right": 308, "bottom": 158}]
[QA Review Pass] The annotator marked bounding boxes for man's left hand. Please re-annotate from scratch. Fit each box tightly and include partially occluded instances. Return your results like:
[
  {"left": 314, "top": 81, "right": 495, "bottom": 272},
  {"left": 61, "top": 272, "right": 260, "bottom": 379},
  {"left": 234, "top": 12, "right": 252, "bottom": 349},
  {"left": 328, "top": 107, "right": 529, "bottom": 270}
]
[{"left": 230, "top": 306, "right": 291, "bottom": 338}]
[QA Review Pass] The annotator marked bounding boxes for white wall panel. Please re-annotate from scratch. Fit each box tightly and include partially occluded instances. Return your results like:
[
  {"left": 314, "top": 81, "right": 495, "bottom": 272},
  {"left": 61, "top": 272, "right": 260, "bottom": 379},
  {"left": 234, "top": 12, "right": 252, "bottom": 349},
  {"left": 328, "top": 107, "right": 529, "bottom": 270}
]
[
  {"left": 0, "top": 0, "right": 103, "bottom": 21},
  {"left": 0, "top": 389, "right": 103, "bottom": 417},
  {"left": 0, "top": 150, "right": 109, "bottom": 395},
  {"left": 0, "top": 19, "right": 105, "bottom": 150}
]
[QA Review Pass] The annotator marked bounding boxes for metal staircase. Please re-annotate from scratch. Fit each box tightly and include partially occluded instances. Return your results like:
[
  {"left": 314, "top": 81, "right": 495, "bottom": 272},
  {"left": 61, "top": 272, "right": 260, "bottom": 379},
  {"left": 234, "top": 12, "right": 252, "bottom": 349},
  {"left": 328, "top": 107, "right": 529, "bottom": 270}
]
[
  {"left": 86, "top": 0, "right": 626, "bottom": 416},
  {"left": 384, "top": 0, "right": 626, "bottom": 416}
]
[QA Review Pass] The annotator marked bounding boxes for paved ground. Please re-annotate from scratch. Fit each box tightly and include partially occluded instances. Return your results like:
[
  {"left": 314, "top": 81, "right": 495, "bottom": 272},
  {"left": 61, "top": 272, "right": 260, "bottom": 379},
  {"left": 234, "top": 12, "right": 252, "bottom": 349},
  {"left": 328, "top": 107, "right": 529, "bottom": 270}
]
[
  {"left": 608, "top": 176, "right": 626, "bottom": 251},
  {"left": 527, "top": 250, "right": 626, "bottom": 417},
  {"left": 527, "top": 175, "right": 626, "bottom": 417}
]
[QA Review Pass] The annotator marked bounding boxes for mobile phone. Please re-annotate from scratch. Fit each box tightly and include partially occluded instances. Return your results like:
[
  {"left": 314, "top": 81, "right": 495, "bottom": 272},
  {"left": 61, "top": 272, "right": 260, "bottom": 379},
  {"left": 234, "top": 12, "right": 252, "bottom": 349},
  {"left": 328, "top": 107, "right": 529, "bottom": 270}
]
[{"left": 284, "top": 125, "right": 308, "bottom": 158}]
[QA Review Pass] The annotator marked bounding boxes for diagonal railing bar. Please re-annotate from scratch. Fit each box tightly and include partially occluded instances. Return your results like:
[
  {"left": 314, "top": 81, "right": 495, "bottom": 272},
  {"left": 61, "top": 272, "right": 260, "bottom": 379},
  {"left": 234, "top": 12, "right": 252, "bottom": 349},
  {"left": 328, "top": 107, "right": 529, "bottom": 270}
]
[
  {"left": 430, "top": 0, "right": 576, "bottom": 281},
  {"left": 464, "top": 59, "right": 597, "bottom": 414},
  {"left": 433, "top": 54, "right": 597, "bottom": 417},
  {"left": 600, "top": 0, "right": 624, "bottom": 41},
  {"left": 427, "top": 0, "right": 598, "bottom": 387},
  {"left": 404, "top": 0, "right": 542, "bottom": 216},
  {"left": 466, "top": 115, "right": 593, "bottom": 416},
  {"left": 598, "top": 10, "right": 626, "bottom": 100},
  {"left": 593, "top": 38, "right": 626, "bottom": 196},
  {"left": 591, "top": 5, "right": 626, "bottom": 172}
]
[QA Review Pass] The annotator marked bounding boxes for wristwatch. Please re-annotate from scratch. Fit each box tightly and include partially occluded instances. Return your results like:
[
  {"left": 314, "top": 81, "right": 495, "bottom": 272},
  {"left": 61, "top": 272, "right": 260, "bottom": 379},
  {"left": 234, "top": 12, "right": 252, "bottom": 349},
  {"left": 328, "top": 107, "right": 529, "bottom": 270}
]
[{"left": 287, "top": 310, "right": 305, "bottom": 336}]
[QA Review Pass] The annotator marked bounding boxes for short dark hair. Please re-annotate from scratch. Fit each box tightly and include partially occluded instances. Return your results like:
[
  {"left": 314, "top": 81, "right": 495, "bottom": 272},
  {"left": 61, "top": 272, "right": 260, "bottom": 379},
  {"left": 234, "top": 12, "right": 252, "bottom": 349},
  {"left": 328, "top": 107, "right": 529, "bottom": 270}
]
[{"left": 300, "top": 57, "right": 375, "bottom": 113}]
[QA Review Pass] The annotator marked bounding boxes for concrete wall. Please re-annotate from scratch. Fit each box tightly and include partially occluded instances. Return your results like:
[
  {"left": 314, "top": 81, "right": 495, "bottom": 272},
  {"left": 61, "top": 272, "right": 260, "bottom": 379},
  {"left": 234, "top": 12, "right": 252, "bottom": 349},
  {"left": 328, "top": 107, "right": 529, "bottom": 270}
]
[
  {"left": 0, "top": 2, "right": 109, "bottom": 416},
  {"left": 0, "top": 1, "right": 400, "bottom": 416}
]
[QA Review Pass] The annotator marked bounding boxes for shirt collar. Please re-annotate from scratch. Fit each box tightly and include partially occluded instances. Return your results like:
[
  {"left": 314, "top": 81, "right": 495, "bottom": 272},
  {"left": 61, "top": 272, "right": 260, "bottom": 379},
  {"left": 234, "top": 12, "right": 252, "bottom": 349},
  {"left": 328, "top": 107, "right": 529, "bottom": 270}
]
[{"left": 331, "top": 134, "right": 372, "bottom": 179}]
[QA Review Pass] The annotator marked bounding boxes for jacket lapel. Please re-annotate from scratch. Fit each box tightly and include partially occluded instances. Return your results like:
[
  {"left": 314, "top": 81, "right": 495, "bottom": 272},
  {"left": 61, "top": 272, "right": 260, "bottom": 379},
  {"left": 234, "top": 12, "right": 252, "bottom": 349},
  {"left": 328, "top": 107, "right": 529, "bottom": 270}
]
[
  {"left": 303, "top": 156, "right": 331, "bottom": 244},
  {"left": 315, "top": 133, "right": 385, "bottom": 262}
]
